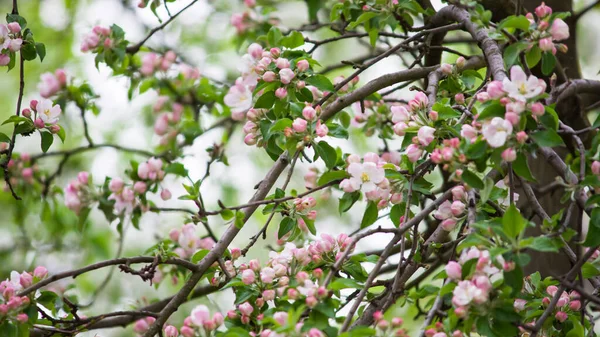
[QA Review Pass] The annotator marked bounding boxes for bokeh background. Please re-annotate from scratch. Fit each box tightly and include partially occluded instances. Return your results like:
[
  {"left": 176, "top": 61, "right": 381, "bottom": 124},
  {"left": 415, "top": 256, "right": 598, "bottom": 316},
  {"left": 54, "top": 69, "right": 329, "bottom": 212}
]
[{"left": 0, "top": 0, "right": 599, "bottom": 335}]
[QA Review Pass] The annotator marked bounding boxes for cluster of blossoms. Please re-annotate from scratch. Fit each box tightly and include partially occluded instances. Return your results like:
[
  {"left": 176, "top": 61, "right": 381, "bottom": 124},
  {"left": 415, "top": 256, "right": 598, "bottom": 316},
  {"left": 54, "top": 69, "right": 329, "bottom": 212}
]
[
  {"left": 0, "top": 266, "right": 47, "bottom": 324},
  {"left": 340, "top": 152, "right": 404, "bottom": 207},
  {"left": 224, "top": 43, "right": 320, "bottom": 121},
  {"left": 169, "top": 224, "right": 216, "bottom": 259},
  {"left": 64, "top": 160, "right": 172, "bottom": 216},
  {"left": 134, "top": 305, "right": 224, "bottom": 337},
  {"left": 0, "top": 21, "right": 23, "bottom": 66},
  {"left": 514, "top": 286, "right": 581, "bottom": 331},
  {"left": 423, "top": 322, "right": 464, "bottom": 337},
  {"left": 433, "top": 185, "right": 466, "bottom": 231},
  {"left": 230, "top": 0, "right": 276, "bottom": 35},
  {"left": 153, "top": 96, "right": 185, "bottom": 147},
  {"left": 464, "top": 66, "right": 544, "bottom": 151},
  {"left": 524, "top": 2, "right": 570, "bottom": 54},
  {"left": 446, "top": 248, "right": 513, "bottom": 315},
  {"left": 38, "top": 69, "right": 67, "bottom": 98},
  {"left": 3, "top": 153, "right": 38, "bottom": 191},
  {"left": 80, "top": 25, "right": 114, "bottom": 52},
  {"left": 64, "top": 172, "right": 95, "bottom": 214},
  {"left": 23, "top": 99, "right": 62, "bottom": 132},
  {"left": 372, "top": 311, "right": 408, "bottom": 337}
]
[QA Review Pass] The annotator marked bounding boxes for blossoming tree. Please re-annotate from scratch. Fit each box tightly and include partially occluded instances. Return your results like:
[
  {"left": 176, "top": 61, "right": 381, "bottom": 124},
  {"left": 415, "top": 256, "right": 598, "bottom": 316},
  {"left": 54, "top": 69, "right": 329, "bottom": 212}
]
[{"left": 1, "top": 0, "right": 600, "bottom": 336}]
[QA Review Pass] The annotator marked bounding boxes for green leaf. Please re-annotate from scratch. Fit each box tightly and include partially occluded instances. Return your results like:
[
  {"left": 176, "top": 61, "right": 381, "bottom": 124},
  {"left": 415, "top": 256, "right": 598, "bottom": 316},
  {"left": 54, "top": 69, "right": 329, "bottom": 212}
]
[
  {"left": 220, "top": 209, "right": 234, "bottom": 221},
  {"left": 390, "top": 204, "right": 404, "bottom": 227},
  {"left": 526, "top": 236, "right": 563, "bottom": 252},
  {"left": 541, "top": 52, "right": 556, "bottom": 76},
  {"left": 2, "top": 115, "right": 30, "bottom": 125},
  {"left": 314, "top": 141, "right": 337, "bottom": 169},
  {"left": 432, "top": 103, "right": 461, "bottom": 120},
  {"left": 254, "top": 91, "right": 276, "bottom": 109},
  {"left": 40, "top": 131, "right": 54, "bottom": 153},
  {"left": 21, "top": 43, "right": 37, "bottom": 61},
  {"left": 306, "top": 0, "right": 322, "bottom": 22},
  {"left": 480, "top": 177, "right": 495, "bottom": 204},
  {"left": 278, "top": 217, "right": 296, "bottom": 239},
  {"left": 280, "top": 31, "right": 305, "bottom": 49},
  {"left": 191, "top": 249, "right": 209, "bottom": 263},
  {"left": 305, "top": 75, "right": 334, "bottom": 92},
  {"left": 56, "top": 125, "right": 66, "bottom": 143},
  {"left": 6, "top": 14, "right": 27, "bottom": 28},
  {"left": 35, "top": 43, "right": 46, "bottom": 62},
  {"left": 503, "top": 42, "right": 527, "bottom": 67},
  {"left": 317, "top": 170, "right": 347, "bottom": 186},
  {"left": 477, "top": 102, "right": 506, "bottom": 120},
  {"left": 360, "top": 201, "right": 378, "bottom": 228},
  {"left": 328, "top": 278, "right": 362, "bottom": 290},
  {"left": 539, "top": 106, "right": 559, "bottom": 130},
  {"left": 583, "top": 208, "right": 600, "bottom": 247},
  {"left": 512, "top": 153, "right": 536, "bottom": 182},
  {"left": 502, "top": 204, "right": 526, "bottom": 238},
  {"left": 269, "top": 118, "right": 293, "bottom": 133},
  {"left": 525, "top": 46, "right": 542, "bottom": 68},
  {"left": 348, "top": 12, "right": 378, "bottom": 29},
  {"left": 499, "top": 15, "right": 530, "bottom": 31},
  {"left": 267, "top": 27, "right": 283, "bottom": 46},
  {"left": 530, "top": 129, "right": 565, "bottom": 147},
  {"left": 0, "top": 132, "right": 10, "bottom": 143},
  {"left": 465, "top": 140, "right": 488, "bottom": 160},
  {"left": 339, "top": 192, "right": 360, "bottom": 214},
  {"left": 234, "top": 211, "right": 245, "bottom": 229},
  {"left": 462, "top": 170, "right": 484, "bottom": 189},
  {"left": 164, "top": 163, "right": 188, "bottom": 177}
]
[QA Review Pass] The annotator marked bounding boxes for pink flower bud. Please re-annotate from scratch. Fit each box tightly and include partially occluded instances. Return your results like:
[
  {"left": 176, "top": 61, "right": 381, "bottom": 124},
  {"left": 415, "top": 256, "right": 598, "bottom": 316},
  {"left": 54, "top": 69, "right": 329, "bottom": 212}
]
[
  {"left": 164, "top": 325, "right": 178, "bottom": 337},
  {"left": 34, "top": 118, "right": 45, "bottom": 129},
  {"left": 263, "top": 71, "right": 277, "bottom": 82},
  {"left": 180, "top": 326, "right": 194, "bottom": 337},
  {"left": 547, "top": 285, "right": 558, "bottom": 296},
  {"left": 134, "top": 181, "right": 147, "bottom": 194},
  {"left": 455, "top": 93, "right": 465, "bottom": 105},
  {"left": 227, "top": 310, "right": 238, "bottom": 319},
  {"left": 452, "top": 331, "right": 463, "bottom": 337},
  {"left": 279, "top": 68, "right": 295, "bottom": 84},
  {"left": 21, "top": 108, "right": 31, "bottom": 118},
  {"left": 441, "top": 218, "right": 457, "bottom": 231},
  {"left": 239, "top": 302, "right": 254, "bottom": 316},
  {"left": 406, "top": 144, "right": 423, "bottom": 163},
  {"left": 302, "top": 106, "right": 316, "bottom": 120},
  {"left": 275, "top": 87, "right": 288, "bottom": 99},
  {"left": 445, "top": 261, "right": 462, "bottom": 280},
  {"left": 30, "top": 100, "right": 38, "bottom": 111},
  {"left": 292, "top": 118, "right": 307, "bottom": 133},
  {"left": 440, "top": 63, "right": 453, "bottom": 75},
  {"left": 393, "top": 122, "right": 408, "bottom": 136},
  {"left": 456, "top": 56, "right": 466, "bottom": 69},
  {"left": 535, "top": 2, "right": 552, "bottom": 18},
  {"left": 501, "top": 148, "right": 517, "bottom": 162},
  {"left": 274, "top": 312, "right": 288, "bottom": 325},
  {"left": 531, "top": 102, "right": 545, "bottom": 116},
  {"left": 160, "top": 188, "right": 172, "bottom": 200},
  {"left": 33, "top": 266, "right": 48, "bottom": 279},
  {"left": 287, "top": 288, "right": 298, "bottom": 299},
  {"left": 50, "top": 124, "right": 60, "bottom": 134},
  {"left": 16, "top": 313, "right": 28, "bottom": 323},
  {"left": 505, "top": 112, "right": 519, "bottom": 126},
  {"left": 555, "top": 311, "right": 568, "bottom": 322},
  {"left": 305, "top": 296, "right": 318, "bottom": 308},
  {"left": 133, "top": 319, "right": 150, "bottom": 333},
  {"left": 514, "top": 299, "right": 527, "bottom": 311},
  {"left": 270, "top": 48, "right": 281, "bottom": 58},
  {"left": 262, "top": 289, "right": 275, "bottom": 301},
  {"left": 241, "top": 269, "right": 255, "bottom": 285},
  {"left": 19, "top": 272, "right": 32, "bottom": 288},
  {"left": 551, "top": 18, "right": 569, "bottom": 41},
  {"left": 7, "top": 22, "right": 21, "bottom": 33},
  {"left": 570, "top": 300, "right": 581, "bottom": 311},
  {"left": 297, "top": 60, "right": 310, "bottom": 72},
  {"left": 244, "top": 133, "right": 257, "bottom": 146},
  {"left": 539, "top": 38, "right": 554, "bottom": 52},
  {"left": 276, "top": 58, "right": 291, "bottom": 69},
  {"left": 429, "top": 110, "right": 438, "bottom": 121},
  {"left": 476, "top": 92, "right": 490, "bottom": 102}
]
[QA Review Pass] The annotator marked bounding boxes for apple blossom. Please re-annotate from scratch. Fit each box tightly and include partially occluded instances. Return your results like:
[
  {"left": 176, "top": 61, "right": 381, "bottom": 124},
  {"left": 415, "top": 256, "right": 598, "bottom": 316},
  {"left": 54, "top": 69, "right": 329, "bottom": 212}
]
[
  {"left": 502, "top": 66, "right": 546, "bottom": 102},
  {"left": 417, "top": 126, "right": 436, "bottom": 146},
  {"left": 36, "top": 99, "right": 62, "bottom": 125},
  {"left": 551, "top": 18, "right": 569, "bottom": 41},
  {"left": 482, "top": 117, "right": 513, "bottom": 148}
]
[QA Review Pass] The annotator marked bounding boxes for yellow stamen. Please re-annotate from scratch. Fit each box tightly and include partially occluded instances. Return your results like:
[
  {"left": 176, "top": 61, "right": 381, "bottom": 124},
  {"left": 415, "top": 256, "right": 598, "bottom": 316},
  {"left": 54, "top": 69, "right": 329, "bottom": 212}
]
[{"left": 361, "top": 172, "right": 370, "bottom": 182}]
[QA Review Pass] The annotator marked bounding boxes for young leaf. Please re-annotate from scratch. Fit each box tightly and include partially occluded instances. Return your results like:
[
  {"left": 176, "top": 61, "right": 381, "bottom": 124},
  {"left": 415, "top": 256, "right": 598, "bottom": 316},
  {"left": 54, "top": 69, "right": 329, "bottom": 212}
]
[
  {"left": 40, "top": 131, "right": 54, "bottom": 153},
  {"left": 360, "top": 201, "right": 378, "bottom": 228},
  {"left": 502, "top": 204, "right": 527, "bottom": 238}
]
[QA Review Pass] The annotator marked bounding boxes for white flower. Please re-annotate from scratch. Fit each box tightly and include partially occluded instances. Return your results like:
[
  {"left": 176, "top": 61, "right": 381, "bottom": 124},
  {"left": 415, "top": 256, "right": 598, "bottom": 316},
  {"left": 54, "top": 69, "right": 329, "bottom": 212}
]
[
  {"left": 391, "top": 106, "right": 410, "bottom": 123},
  {"left": 38, "top": 73, "right": 61, "bottom": 98},
  {"left": 452, "top": 280, "right": 484, "bottom": 307},
  {"left": 297, "top": 279, "right": 317, "bottom": 297},
  {"left": 502, "top": 66, "right": 546, "bottom": 102},
  {"left": 224, "top": 83, "right": 252, "bottom": 117},
  {"left": 482, "top": 117, "right": 512, "bottom": 148},
  {"left": 347, "top": 162, "right": 385, "bottom": 193},
  {"left": 37, "top": 99, "right": 62, "bottom": 125},
  {"left": 0, "top": 25, "right": 10, "bottom": 51}
]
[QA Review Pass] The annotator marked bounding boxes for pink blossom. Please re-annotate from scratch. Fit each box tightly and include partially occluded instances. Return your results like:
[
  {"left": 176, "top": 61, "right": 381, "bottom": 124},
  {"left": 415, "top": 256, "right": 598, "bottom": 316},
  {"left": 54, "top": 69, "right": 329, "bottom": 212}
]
[
  {"left": 315, "top": 120, "right": 328, "bottom": 137},
  {"left": 247, "top": 43, "right": 263, "bottom": 59},
  {"left": 539, "top": 38, "right": 554, "bottom": 52},
  {"left": 7, "top": 22, "right": 20, "bottom": 33},
  {"left": 514, "top": 299, "right": 527, "bottom": 311},
  {"left": 451, "top": 200, "right": 465, "bottom": 216},
  {"left": 570, "top": 300, "right": 581, "bottom": 311},
  {"left": 531, "top": 102, "right": 545, "bottom": 116},
  {"left": 547, "top": 285, "right": 559, "bottom": 296},
  {"left": 164, "top": 325, "right": 178, "bottom": 337},
  {"left": 160, "top": 188, "right": 172, "bottom": 200},
  {"left": 408, "top": 92, "right": 429, "bottom": 112},
  {"left": 482, "top": 117, "right": 513, "bottom": 148},
  {"left": 308, "top": 328, "right": 325, "bottom": 337},
  {"left": 440, "top": 63, "right": 453, "bottom": 75},
  {"left": 302, "top": 106, "right": 316, "bottom": 120},
  {"left": 535, "top": 2, "right": 552, "bottom": 18},
  {"left": 191, "top": 305, "right": 211, "bottom": 326},
  {"left": 292, "top": 118, "right": 307, "bottom": 133},
  {"left": 417, "top": 126, "right": 436, "bottom": 146},
  {"left": 275, "top": 87, "right": 288, "bottom": 99},
  {"left": 37, "top": 99, "right": 61, "bottom": 125},
  {"left": 239, "top": 302, "right": 254, "bottom": 316},
  {"left": 441, "top": 218, "right": 457, "bottom": 231},
  {"left": 0, "top": 54, "right": 9, "bottom": 67},
  {"left": 446, "top": 261, "right": 462, "bottom": 280},
  {"left": 502, "top": 148, "right": 517, "bottom": 162},
  {"left": 279, "top": 68, "right": 295, "bottom": 84},
  {"left": 555, "top": 311, "right": 568, "bottom": 322},
  {"left": 487, "top": 81, "right": 505, "bottom": 99},
  {"left": 276, "top": 58, "right": 290, "bottom": 69},
  {"left": 274, "top": 311, "right": 288, "bottom": 325},
  {"left": 224, "top": 83, "right": 252, "bottom": 119},
  {"left": 346, "top": 161, "right": 385, "bottom": 193},
  {"left": 551, "top": 19, "right": 569, "bottom": 41},
  {"left": 262, "top": 71, "right": 276, "bottom": 82},
  {"left": 461, "top": 124, "right": 478, "bottom": 143},
  {"left": 502, "top": 66, "right": 546, "bottom": 101},
  {"left": 406, "top": 144, "right": 423, "bottom": 162},
  {"left": 297, "top": 59, "right": 309, "bottom": 72},
  {"left": 592, "top": 161, "right": 600, "bottom": 175},
  {"left": 260, "top": 267, "right": 276, "bottom": 283},
  {"left": 391, "top": 106, "right": 410, "bottom": 123},
  {"left": 393, "top": 122, "right": 408, "bottom": 136}
]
